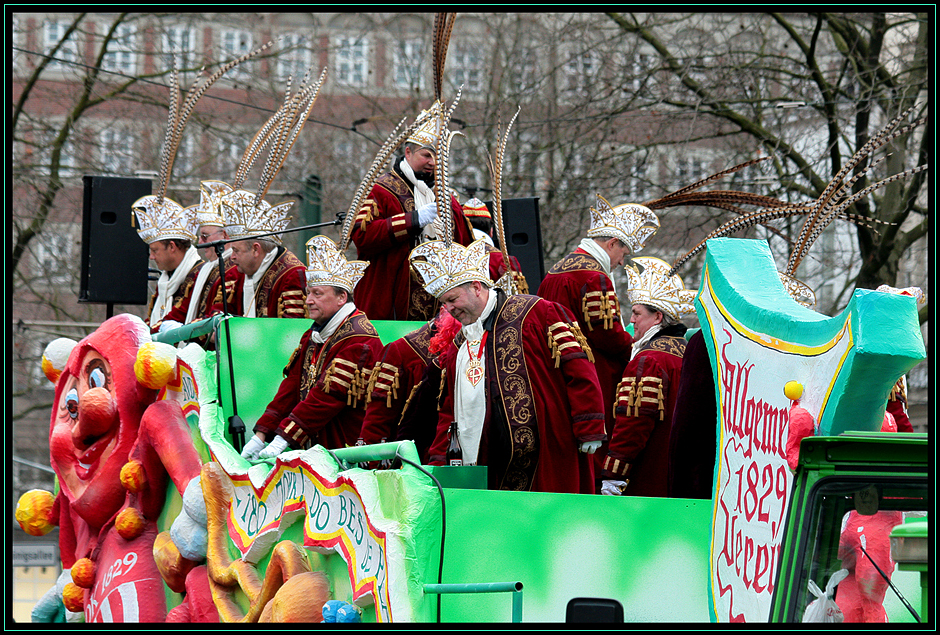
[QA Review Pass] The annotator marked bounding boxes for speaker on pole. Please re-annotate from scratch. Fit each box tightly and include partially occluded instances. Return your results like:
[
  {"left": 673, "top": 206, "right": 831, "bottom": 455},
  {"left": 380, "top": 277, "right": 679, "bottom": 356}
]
[
  {"left": 79, "top": 175, "right": 152, "bottom": 305},
  {"left": 489, "top": 197, "right": 545, "bottom": 291}
]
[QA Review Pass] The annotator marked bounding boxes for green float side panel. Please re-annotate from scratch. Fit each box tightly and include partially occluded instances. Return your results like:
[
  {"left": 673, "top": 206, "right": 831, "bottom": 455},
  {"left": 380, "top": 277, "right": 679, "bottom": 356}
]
[
  {"left": 215, "top": 318, "right": 424, "bottom": 439},
  {"left": 436, "top": 488, "right": 713, "bottom": 622}
]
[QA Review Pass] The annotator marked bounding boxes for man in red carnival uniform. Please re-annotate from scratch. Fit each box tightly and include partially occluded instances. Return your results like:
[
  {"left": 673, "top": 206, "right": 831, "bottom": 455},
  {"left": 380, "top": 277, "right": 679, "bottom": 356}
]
[
  {"left": 133, "top": 195, "right": 204, "bottom": 335},
  {"left": 410, "top": 238, "right": 607, "bottom": 493},
  {"left": 186, "top": 181, "right": 244, "bottom": 322},
  {"left": 350, "top": 102, "right": 474, "bottom": 321},
  {"left": 538, "top": 194, "right": 660, "bottom": 489},
  {"left": 241, "top": 235, "right": 384, "bottom": 459},
  {"left": 222, "top": 188, "right": 307, "bottom": 320},
  {"left": 602, "top": 257, "right": 697, "bottom": 498}
]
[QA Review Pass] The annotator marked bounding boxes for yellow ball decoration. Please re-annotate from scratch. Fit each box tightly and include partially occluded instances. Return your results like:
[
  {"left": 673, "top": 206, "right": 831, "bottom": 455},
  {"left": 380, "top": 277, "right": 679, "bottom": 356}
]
[
  {"left": 784, "top": 380, "right": 804, "bottom": 401},
  {"left": 15, "top": 489, "right": 56, "bottom": 536},
  {"left": 134, "top": 342, "right": 177, "bottom": 389}
]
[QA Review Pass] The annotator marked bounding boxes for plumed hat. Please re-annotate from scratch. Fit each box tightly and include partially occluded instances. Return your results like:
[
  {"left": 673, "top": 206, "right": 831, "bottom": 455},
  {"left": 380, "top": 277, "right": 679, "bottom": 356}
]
[
  {"left": 195, "top": 180, "right": 234, "bottom": 228},
  {"left": 410, "top": 238, "right": 492, "bottom": 299},
  {"left": 625, "top": 256, "right": 697, "bottom": 321},
  {"left": 220, "top": 190, "right": 293, "bottom": 244},
  {"left": 305, "top": 235, "right": 369, "bottom": 293},
  {"left": 133, "top": 197, "right": 199, "bottom": 243},
  {"left": 587, "top": 194, "right": 660, "bottom": 253}
]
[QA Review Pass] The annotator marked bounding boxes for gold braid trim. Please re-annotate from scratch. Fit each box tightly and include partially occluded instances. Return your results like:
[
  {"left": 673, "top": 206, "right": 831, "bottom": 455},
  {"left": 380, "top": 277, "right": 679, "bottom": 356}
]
[
  {"left": 367, "top": 361, "right": 401, "bottom": 407},
  {"left": 399, "top": 379, "right": 425, "bottom": 423},
  {"left": 437, "top": 368, "right": 447, "bottom": 412},
  {"left": 570, "top": 322, "right": 594, "bottom": 363}
]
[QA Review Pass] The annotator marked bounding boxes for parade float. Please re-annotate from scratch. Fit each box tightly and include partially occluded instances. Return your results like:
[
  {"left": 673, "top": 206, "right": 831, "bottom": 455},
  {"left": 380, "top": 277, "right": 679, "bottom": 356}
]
[{"left": 16, "top": 235, "right": 927, "bottom": 624}]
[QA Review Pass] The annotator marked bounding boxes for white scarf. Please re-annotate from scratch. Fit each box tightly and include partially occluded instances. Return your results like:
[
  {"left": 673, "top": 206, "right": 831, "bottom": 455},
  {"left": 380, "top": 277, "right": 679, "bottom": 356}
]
[
  {"left": 578, "top": 237, "right": 625, "bottom": 329},
  {"left": 454, "top": 288, "right": 498, "bottom": 465},
  {"left": 242, "top": 247, "right": 278, "bottom": 318},
  {"left": 309, "top": 302, "right": 356, "bottom": 345},
  {"left": 400, "top": 157, "right": 441, "bottom": 242},
  {"left": 630, "top": 322, "right": 663, "bottom": 361},
  {"left": 150, "top": 246, "right": 201, "bottom": 326},
  {"left": 186, "top": 248, "right": 232, "bottom": 325}
]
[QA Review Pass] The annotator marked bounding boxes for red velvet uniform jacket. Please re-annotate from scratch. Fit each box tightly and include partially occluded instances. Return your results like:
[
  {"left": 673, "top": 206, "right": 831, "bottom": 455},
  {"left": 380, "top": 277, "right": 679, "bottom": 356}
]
[
  {"left": 886, "top": 377, "right": 913, "bottom": 432},
  {"left": 361, "top": 320, "right": 438, "bottom": 462},
  {"left": 230, "top": 246, "right": 307, "bottom": 319},
  {"left": 603, "top": 325, "right": 687, "bottom": 498},
  {"left": 146, "top": 260, "right": 204, "bottom": 334},
  {"left": 429, "top": 291, "right": 607, "bottom": 494},
  {"left": 350, "top": 165, "right": 474, "bottom": 320},
  {"left": 253, "top": 310, "right": 384, "bottom": 450},
  {"left": 196, "top": 256, "right": 245, "bottom": 319},
  {"left": 538, "top": 248, "right": 633, "bottom": 478}
]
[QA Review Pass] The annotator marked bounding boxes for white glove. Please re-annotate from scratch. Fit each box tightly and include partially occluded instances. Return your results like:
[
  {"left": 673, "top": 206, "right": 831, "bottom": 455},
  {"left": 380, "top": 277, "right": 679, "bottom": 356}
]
[
  {"left": 601, "top": 479, "right": 628, "bottom": 496},
  {"left": 416, "top": 202, "right": 438, "bottom": 228},
  {"left": 258, "top": 434, "right": 290, "bottom": 459},
  {"left": 579, "top": 440, "right": 602, "bottom": 454},
  {"left": 159, "top": 319, "right": 184, "bottom": 334},
  {"left": 240, "top": 434, "right": 266, "bottom": 460}
]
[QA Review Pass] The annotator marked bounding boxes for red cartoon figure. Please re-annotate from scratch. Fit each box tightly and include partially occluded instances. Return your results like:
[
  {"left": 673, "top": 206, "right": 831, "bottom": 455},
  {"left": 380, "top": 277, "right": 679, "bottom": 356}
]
[{"left": 17, "top": 314, "right": 211, "bottom": 622}]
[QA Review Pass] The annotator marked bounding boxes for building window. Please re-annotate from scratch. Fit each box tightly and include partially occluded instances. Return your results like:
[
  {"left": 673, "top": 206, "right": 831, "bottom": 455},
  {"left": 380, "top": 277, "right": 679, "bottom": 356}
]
[
  {"left": 674, "top": 155, "right": 710, "bottom": 191},
  {"left": 563, "top": 49, "right": 600, "bottom": 98},
  {"left": 43, "top": 20, "right": 80, "bottom": 70},
  {"left": 277, "top": 33, "right": 312, "bottom": 82},
  {"left": 450, "top": 43, "right": 484, "bottom": 93},
  {"left": 161, "top": 25, "right": 198, "bottom": 73},
  {"left": 220, "top": 29, "right": 253, "bottom": 81},
  {"left": 98, "top": 126, "right": 136, "bottom": 176},
  {"left": 334, "top": 36, "right": 369, "bottom": 87},
  {"left": 392, "top": 38, "right": 425, "bottom": 91},
  {"left": 33, "top": 225, "right": 75, "bottom": 287},
  {"left": 509, "top": 47, "right": 540, "bottom": 94},
  {"left": 101, "top": 22, "right": 138, "bottom": 76},
  {"left": 217, "top": 136, "right": 246, "bottom": 179}
]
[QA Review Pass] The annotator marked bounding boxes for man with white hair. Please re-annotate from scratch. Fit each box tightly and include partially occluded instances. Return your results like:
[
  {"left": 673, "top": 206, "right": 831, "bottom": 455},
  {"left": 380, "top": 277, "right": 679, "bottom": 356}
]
[
  {"left": 241, "top": 236, "right": 384, "bottom": 460},
  {"left": 601, "top": 257, "right": 696, "bottom": 498},
  {"left": 410, "top": 238, "right": 607, "bottom": 494}
]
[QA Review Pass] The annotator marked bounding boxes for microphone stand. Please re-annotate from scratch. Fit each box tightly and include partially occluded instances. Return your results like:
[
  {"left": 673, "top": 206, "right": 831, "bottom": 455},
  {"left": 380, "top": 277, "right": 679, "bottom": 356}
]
[{"left": 194, "top": 216, "right": 343, "bottom": 452}]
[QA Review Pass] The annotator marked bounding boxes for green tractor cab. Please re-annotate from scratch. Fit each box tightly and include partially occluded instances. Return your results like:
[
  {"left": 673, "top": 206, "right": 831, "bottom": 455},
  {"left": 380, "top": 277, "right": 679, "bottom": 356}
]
[{"left": 769, "top": 432, "right": 928, "bottom": 623}]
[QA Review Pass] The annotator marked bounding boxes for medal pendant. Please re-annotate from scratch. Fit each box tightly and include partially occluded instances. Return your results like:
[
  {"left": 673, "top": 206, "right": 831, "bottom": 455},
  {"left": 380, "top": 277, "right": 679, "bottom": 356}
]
[{"left": 465, "top": 358, "right": 484, "bottom": 387}]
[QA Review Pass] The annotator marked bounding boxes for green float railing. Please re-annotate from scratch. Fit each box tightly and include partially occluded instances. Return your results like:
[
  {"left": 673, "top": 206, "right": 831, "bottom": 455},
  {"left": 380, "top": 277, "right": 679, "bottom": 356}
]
[{"left": 423, "top": 582, "right": 524, "bottom": 623}]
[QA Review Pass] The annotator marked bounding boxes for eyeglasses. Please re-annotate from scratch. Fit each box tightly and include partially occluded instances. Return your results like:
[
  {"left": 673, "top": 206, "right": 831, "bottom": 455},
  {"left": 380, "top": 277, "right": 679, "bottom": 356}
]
[{"left": 199, "top": 230, "right": 223, "bottom": 242}]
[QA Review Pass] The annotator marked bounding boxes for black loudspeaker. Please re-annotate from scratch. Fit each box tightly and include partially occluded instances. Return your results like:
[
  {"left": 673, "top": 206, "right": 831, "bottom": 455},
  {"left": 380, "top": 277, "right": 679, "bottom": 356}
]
[
  {"left": 565, "top": 597, "right": 624, "bottom": 623},
  {"left": 79, "top": 175, "right": 152, "bottom": 305},
  {"left": 488, "top": 197, "right": 545, "bottom": 291}
]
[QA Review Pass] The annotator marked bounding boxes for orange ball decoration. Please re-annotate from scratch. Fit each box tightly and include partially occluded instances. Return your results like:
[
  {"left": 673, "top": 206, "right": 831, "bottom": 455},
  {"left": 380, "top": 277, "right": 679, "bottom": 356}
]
[
  {"left": 120, "top": 460, "right": 147, "bottom": 493},
  {"left": 15, "top": 489, "right": 56, "bottom": 536},
  {"left": 71, "top": 557, "right": 96, "bottom": 588},
  {"left": 115, "top": 507, "right": 146, "bottom": 541},
  {"left": 62, "top": 582, "right": 85, "bottom": 613}
]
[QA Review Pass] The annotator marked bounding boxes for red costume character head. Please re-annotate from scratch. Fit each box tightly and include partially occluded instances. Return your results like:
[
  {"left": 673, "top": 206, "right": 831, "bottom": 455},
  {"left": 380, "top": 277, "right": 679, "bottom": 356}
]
[{"left": 49, "top": 315, "right": 155, "bottom": 533}]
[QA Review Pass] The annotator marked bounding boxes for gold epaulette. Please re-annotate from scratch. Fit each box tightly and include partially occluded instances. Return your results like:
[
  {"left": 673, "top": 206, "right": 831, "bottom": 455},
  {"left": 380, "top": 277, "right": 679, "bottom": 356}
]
[
  {"left": 367, "top": 361, "right": 401, "bottom": 408},
  {"left": 581, "top": 290, "right": 620, "bottom": 331},
  {"left": 616, "top": 375, "right": 665, "bottom": 419},
  {"left": 547, "top": 321, "right": 593, "bottom": 367},
  {"left": 322, "top": 358, "right": 369, "bottom": 408},
  {"left": 889, "top": 377, "right": 907, "bottom": 403},
  {"left": 513, "top": 270, "right": 530, "bottom": 295},
  {"left": 279, "top": 290, "right": 307, "bottom": 318},
  {"left": 356, "top": 199, "right": 378, "bottom": 232}
]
